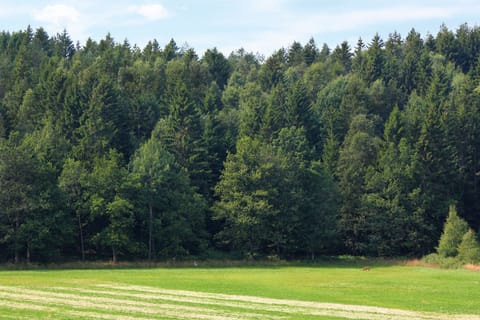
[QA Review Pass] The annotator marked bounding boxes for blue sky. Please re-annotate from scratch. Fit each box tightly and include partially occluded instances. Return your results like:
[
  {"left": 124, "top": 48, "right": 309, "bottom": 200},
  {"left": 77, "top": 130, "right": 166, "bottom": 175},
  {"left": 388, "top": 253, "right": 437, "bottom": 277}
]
[{"left": 1, "top": 0, "right": 480, "bottom": 56}]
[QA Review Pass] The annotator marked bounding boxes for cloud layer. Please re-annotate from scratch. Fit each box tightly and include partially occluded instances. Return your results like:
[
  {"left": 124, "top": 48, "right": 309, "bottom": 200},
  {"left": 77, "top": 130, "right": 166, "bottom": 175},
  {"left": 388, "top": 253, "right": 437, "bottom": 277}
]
[
  {"left": 0, "top": 0, "right": 478, "bottom": 54},
  {"left": 129, "top": 4, "right": 169, "bottom": 21},
  {"left": 33, "top": 4, "right": 83, "bottom": 38}
]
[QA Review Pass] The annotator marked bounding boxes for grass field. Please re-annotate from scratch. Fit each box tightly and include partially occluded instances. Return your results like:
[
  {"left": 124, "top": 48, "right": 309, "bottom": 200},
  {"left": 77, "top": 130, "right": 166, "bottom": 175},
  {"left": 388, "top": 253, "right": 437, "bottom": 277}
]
[{"left": 0, "top": 261, "right": 479, "bottom": 319}]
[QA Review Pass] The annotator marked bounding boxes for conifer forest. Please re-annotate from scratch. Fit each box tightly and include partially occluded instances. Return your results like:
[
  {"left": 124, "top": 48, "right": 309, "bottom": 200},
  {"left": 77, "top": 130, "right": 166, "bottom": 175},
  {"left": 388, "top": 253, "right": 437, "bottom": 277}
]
[{"left": 1, "top": 24, "right": 480, "bottom": 263}]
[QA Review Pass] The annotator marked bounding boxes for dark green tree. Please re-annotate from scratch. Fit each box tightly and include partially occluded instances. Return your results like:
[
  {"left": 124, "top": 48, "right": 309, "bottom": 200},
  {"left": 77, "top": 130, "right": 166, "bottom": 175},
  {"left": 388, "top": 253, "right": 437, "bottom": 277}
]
[
  {"left": 364, "top": 34, "right": 385, "bottom": 83},
  {"left": 331, "top": 41, "right": 353, "bottom": 73},
  {"left": 54, "top": 29, "right": 75, "bottom": 59},
  {"left": 337, "top": 115, "right": 381, "bottom": 254},
  {"left": 202, "top": 48, "right": 231, "bottom": 89},
  {"left": 258, "top": 49, "right": 286, "bottom": 90},
  {"left": 0, "top": 135, "right": 70, "bottom": 263},
  {"left": 303, "top": 38, "right": 318, "bottom": 66},
  {"left": 75, "top": 75, "right": 129, "bottom": 159}
]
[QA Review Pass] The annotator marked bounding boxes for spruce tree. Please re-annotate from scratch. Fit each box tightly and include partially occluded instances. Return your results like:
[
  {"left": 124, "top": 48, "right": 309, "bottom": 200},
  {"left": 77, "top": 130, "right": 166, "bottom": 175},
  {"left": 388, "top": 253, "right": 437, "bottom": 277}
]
[
  {"left": 437, "top": 205, "right": 469, "bottom": 257},
  {"left": 457, "top": 229, "right": 480, "bottom": 264}
]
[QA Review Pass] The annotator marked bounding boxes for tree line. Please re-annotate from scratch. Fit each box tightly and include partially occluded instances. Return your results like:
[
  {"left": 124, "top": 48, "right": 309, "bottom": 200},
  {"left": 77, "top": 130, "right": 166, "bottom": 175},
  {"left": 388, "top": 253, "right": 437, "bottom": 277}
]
[{"left": 1, "top": 24, "right": 480, "bottom": 263}]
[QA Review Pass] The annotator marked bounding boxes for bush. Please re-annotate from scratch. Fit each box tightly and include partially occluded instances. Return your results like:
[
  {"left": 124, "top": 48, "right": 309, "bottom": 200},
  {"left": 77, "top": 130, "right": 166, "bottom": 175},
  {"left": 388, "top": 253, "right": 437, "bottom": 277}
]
[
  {"left": 423, "top": 253, "right": 440, "bottom": 264},
  {"left": 437, "top": 205, "right": 469, "bottom": 257},
  {"left": 423, "top": 253, "right": 463, "bottom": 269},
  {"left": 457, "top": 229, "right": 480, "bottom": 264}
]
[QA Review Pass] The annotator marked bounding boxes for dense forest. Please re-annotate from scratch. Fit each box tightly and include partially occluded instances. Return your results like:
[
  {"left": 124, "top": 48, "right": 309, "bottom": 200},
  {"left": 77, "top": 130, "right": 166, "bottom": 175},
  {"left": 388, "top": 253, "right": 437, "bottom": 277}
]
[{"left": 1, "top": 23, "right": 480, "bottom": 263}]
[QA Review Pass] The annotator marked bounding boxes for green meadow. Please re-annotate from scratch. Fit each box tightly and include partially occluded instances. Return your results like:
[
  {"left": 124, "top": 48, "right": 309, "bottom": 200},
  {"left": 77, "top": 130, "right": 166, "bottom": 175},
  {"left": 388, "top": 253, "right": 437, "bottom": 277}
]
[{"left": 0, "top": 262, "right": 479, "bottom": 319}]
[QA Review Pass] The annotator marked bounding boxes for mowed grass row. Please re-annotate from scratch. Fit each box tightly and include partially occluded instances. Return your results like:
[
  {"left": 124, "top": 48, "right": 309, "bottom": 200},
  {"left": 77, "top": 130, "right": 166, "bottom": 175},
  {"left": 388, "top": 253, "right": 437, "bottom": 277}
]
[
  {"left": 0, "top": 263, "right": 479, "bottom": 319},
  {"left": 0, "top": 283, "right": 477, "bottom": 320}
]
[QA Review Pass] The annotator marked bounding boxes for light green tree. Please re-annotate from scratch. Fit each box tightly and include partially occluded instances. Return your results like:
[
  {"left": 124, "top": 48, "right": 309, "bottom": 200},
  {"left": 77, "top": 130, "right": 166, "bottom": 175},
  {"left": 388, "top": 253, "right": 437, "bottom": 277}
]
[
  {"left": 437, "top": 205, "right": 469, "bottom": 257},
  {"left": 131, "top": 137, "right": 206, "bottom": 260},
  {"left": 59, "top": 158, "right": 89, "bottom": 260},
  {"left": 457, "top": 229, "right": 480, "bottom": 264},
  {"left": 86, "top": 149, "right": 134, "bottom": 263}
]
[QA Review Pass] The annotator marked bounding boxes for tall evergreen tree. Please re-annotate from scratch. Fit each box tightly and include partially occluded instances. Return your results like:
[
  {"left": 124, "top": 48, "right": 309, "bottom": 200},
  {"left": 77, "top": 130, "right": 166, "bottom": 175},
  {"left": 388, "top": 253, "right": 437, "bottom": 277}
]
[{"left": 337, "top": 115, "right": 381, "bottom": 254}]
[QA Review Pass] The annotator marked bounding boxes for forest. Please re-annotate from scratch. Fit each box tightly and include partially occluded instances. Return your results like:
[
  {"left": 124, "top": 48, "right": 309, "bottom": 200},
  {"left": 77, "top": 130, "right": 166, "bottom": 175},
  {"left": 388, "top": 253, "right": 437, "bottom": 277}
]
[{"left": 1, "top": 23, "right": 480, "bottom": 263}]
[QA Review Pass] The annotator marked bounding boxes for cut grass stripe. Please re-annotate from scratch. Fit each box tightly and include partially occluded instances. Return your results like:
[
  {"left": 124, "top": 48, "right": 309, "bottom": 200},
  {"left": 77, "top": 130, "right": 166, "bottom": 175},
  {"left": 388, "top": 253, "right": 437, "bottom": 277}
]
[
  {"left": 64, "top": 310, "right": 167, "bottom": 320},
  {"left": 0, "top": 290, "right": 232, "bottom": 320},
  {"left": 0, "top": 314, "right": 37, "bottom": 320},
  {"left": 50, "top": 286, "right": 294, "bottom": 318},
  {"left": 54, "top": 286, "right": 413, "bottom": 320},
  {"left": 97, "top": 284, "right": 480, "bottom": 320},
  {"left": 0, "top": 286, "right": 276, "bottom": 320},
  {"left": 55, "top": 287, "right": 285, "bottom": 320},
  {"left": 0, "top": 299, "right": 54, "bottom": 311},
  {"left": 1, "top": 284, "right": 479, "bottom": 320}
]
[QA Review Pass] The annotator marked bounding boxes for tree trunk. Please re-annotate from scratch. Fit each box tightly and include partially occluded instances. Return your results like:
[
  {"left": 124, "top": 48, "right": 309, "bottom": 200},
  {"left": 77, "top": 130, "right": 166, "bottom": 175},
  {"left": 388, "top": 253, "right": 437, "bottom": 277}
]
[
  {"left": 26, "top": 244, "right": 30, "bottom": 264},
  {"left": 14, "top": 214, "right": 19, "bottom": 264},
  {"left": 148, "top": 202, "right": 153, "bottom": 261},
  {"left": 78, "top": 214, "right": 85, "bottom": 261},
  {"left": 112, "top": 246, "right": 117, "bottom": 264},
  {"left": 474, "top": 149, "right": 477, "bottom": 194}
]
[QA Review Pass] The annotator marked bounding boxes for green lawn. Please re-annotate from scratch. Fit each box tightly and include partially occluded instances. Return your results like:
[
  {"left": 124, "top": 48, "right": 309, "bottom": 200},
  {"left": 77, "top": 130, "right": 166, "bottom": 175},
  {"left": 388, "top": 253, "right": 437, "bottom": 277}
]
[{"left": 0, "top": 262, "right": 479, "bottom": 319}]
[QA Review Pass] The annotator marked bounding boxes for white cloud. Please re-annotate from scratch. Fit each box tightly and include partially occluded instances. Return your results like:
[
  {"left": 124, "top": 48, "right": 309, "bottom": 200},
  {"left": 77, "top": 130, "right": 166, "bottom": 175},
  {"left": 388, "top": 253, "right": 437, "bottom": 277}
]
[
  {"left": 34, "top": 4, "right": 81, "bottom": 27},
  {"left": 230, "top": 4, "right": 478, "bottom": 54},
  {"left": 10, "top": 0, "right": 480, "bottom": 55},
  {"left": 27, "top": 2, "right": 171, "bottom": 44},
  {"left": 33, "top": 4, "right": 90, "bottom": 41},
  {"left": 129, "top": 4, "right": 169, "bottom": 21}
]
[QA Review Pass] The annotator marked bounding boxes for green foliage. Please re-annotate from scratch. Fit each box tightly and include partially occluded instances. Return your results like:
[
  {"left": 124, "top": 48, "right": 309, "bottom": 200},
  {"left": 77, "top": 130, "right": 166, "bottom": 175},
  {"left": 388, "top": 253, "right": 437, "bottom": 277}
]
[
  {"left": 59, "top": 158, "right": 88, "bottom": 260},
  {"left": 437, "top": 205, "right": 469, "bottom": 257},
  {"left": 423, "top": 253, "right": 464, "bottom": 269},
  {"left": 202, "top": 48, "right": 231, "bottom": 89},
  {"left": 85, "top": 149, "right": 134, "bottom": 261},
  {"left": 2, "top": 24, "right": 480, "bottom": 262},
  {"left": 0, "top": 134, "right": 71, "bottom": 263},
  {"left": 457, "top": 229, "right": 480, "bottom": 264},
  {"left": 75, "top": 75, "right": 128, "bottom": 159},
  {"left": 98, "top": 196, "right": 134, "bottom": 263},
  {"left": 131, "top": 137, "right": 207, "bottom": 259},
  {"left": 213, "top": 137, "right": 280, "bottom": 256},
  {"left": 214, "top": 130, "right": 338, "bottom": 258},
  {"left": 425, "top": 206, "right": 480, "bottom": 268},
  {"left": 337, "top": 115, "right": 381, "bottom": 254}
]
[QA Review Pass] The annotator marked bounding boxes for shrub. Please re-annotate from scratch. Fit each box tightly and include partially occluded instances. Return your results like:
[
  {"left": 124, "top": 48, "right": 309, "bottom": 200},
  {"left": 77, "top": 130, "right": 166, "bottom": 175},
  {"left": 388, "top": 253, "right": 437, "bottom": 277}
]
[
  {"left": 457, "top": 229, "right": 480, "bottom": 264},
  {"left": 423, "top": 253, "right": 463, "bottom": 269},
  {"left": 423, "top": 253, "right": 440, "bottom": 264}
]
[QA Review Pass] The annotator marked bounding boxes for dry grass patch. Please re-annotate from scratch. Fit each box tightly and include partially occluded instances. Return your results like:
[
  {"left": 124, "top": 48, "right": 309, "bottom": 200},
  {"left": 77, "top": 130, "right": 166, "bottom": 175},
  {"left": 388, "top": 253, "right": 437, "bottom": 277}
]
[{"left": 464, "top": 264, "right": 480, "bottom": 272}]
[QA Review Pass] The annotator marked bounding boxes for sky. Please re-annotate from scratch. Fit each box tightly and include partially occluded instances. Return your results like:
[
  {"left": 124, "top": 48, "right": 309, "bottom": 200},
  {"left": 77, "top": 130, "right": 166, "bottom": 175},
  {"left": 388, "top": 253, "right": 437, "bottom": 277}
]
[{"left": 1, "top": 0, "right": 480, "bottom": 56}]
